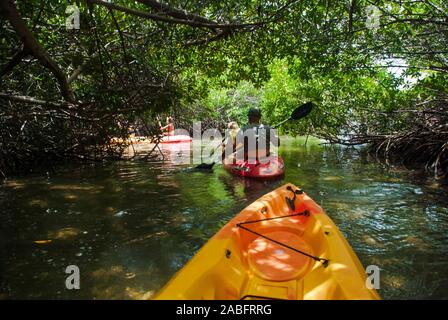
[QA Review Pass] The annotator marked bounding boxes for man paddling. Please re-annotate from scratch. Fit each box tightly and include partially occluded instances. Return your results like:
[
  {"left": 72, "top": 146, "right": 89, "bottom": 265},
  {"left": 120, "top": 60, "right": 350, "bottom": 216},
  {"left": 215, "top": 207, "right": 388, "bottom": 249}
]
[
  {"left": 197, "top": 102, "right": 313, "bottom": 170},
  {"left": 235, "top": 108, "right": 280, "bottom": 164}
]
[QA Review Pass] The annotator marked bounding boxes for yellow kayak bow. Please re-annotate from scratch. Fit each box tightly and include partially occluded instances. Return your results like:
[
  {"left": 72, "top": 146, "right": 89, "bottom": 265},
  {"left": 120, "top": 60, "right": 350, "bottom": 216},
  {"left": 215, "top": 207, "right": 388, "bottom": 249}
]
[{"left": 155, "top": 183, "right": 380, "bottom": 300}]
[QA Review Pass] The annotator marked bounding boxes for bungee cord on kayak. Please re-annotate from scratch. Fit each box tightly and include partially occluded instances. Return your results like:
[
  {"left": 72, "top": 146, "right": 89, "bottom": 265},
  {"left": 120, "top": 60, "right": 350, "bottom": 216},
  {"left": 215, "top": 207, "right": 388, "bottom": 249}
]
[{"left": 236, "top": 212, "right": 330, "bottom": 267}]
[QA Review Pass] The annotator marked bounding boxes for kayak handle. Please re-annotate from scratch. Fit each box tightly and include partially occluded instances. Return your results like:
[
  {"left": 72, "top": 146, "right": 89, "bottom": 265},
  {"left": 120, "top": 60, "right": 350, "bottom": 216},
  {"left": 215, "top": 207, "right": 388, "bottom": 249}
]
[{"left": 286, "top": 185, "right": 304, "bottom": 211}]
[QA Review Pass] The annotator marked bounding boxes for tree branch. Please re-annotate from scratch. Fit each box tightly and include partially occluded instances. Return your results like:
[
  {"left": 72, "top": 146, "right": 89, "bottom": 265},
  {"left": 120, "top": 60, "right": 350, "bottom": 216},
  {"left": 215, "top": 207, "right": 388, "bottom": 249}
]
[
  {"left": 108, "top": 8, "right": 129, "bottom": 64},
  {"left": 0, "top": 92, "right": 73, "bottom": 108},
  {"left": 67, "top": 63, "right": 85, "bottom": 85},
  {"left": 135, "top": 0, "right": 215, "bottom": 24},
  {"left": 348, "top": 0, "right": 356, "bottom": 33},
  {"left": 185, "top": 29, "right": 234, "bottom": 46},
  {"left": 86, "top": 0, "right": 265, "bottom": 29},
  {"left": 0, "top": 0, "right": 75, "bottom": 102},
  {"left": 0, "top": 46, "right": 29, "bottom": 79}
]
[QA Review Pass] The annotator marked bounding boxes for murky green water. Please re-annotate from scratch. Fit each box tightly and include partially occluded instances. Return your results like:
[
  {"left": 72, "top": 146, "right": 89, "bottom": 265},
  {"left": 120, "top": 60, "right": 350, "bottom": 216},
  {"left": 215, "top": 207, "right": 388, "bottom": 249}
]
[{"left": 1, "top": 136, "right": 447, "bottom": 300}]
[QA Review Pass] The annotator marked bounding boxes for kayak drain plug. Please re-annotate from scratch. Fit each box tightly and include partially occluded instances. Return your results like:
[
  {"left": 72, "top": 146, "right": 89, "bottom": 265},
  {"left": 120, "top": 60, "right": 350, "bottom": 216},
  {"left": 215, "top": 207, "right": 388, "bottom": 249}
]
[{"left": 225, "top": 249, "right": 231, "bottom": 259}]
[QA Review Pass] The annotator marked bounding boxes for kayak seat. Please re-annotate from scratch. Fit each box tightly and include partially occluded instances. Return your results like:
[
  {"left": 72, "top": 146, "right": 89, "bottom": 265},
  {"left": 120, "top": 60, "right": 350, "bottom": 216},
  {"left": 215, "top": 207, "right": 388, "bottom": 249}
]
[
  {"left": 235, "top": 217, "right": 308, "bottom": 258},
  {"left": 247, "top": 231, "right": 312, "bottom": 282}
]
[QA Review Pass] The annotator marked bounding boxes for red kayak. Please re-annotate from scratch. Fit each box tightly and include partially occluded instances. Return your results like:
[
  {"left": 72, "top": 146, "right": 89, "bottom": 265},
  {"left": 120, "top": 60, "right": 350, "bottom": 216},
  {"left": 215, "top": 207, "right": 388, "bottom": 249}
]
[
  {"left": 223, "top": 154, "right": 285, "bottom": 179},
  {"left": 160, "top": 135, "right": 192, "bottom": 144}
]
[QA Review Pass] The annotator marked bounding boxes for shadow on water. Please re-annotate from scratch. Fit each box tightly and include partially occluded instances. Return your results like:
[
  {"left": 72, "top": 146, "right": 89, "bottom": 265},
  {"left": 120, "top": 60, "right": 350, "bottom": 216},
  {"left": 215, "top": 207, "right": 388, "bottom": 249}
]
[{"left": 0, "top": 136, "right": 447, "bottom": 299}]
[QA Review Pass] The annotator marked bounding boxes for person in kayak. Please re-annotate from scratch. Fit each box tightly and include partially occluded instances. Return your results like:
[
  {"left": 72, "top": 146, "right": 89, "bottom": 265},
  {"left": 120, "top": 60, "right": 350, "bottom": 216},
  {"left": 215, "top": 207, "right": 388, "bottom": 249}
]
[
  {"left": 221, "top": 121, "right": 240, "bottom": 163},
  {"left": 160, "top": 117, "right": 174, "bottom": 136},
  {"left": 227, "top": 121, "right": 240, "bottom": 152},
  {"left": 237, "top": 108, "right": 280, "bottom": 164}
]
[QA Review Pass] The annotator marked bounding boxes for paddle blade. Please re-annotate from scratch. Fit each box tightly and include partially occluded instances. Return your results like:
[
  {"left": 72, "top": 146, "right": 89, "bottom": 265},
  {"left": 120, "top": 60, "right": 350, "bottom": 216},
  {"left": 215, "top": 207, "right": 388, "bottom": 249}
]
[
  {"left": 290, "top": 102, "right": 314, "bottom": 120},
  {"left": 195, "top": 162, "right": 215, "bottom": 170}
]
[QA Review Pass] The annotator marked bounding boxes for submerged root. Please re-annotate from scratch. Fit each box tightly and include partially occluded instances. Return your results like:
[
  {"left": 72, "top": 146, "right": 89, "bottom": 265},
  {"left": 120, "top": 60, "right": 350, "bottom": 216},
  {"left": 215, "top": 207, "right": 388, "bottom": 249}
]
[
  {"left": 323, "top": 101, "right": 448, "bottom": 181},
  {"left": 369, "top": 130, "right": 448, "bottom": 180}
]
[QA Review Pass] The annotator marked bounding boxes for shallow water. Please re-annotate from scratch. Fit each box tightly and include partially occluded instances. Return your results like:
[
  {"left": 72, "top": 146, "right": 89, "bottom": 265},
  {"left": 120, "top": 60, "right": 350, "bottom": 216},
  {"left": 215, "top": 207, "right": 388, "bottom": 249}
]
[{"left": 0, "top": 136, "right": 447, "bottom": 299}]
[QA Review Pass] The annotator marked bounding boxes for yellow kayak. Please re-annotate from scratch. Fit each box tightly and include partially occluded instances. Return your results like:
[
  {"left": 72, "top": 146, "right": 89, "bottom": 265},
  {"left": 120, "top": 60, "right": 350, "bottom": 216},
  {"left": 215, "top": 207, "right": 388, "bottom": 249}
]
[{"left": 155, "top": 183, "right": 380, "bottom": 300}]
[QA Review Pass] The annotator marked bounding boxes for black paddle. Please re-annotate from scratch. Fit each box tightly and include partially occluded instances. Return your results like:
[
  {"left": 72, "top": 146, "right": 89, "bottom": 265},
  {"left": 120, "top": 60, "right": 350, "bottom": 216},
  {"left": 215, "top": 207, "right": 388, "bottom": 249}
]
[
  {"left": 195, "top": 102, "right": 315, "bottom": 170},
  {"left": 274, "top": 101, "right": 314, "bottom": 127}
]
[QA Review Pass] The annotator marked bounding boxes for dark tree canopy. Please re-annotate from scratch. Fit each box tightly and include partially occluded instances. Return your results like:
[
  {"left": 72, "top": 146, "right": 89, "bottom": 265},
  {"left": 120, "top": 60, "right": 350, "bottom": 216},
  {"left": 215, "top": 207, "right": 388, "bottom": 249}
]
[{"left": 0, "top": 0, "right": 447, "bottom": 177}]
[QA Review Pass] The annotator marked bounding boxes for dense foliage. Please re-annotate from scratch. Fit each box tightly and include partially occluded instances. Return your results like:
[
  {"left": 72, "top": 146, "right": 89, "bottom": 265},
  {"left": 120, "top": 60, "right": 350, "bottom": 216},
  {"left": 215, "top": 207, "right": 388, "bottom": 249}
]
[{"left": 0, "top": 0, "right": 447, "bottom": 178}]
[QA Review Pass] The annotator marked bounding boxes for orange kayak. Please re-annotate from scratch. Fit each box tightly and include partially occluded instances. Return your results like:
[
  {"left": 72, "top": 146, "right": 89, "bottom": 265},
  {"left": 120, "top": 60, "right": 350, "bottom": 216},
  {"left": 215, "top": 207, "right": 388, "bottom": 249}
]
[{"left": 155, "top": 183, "right": 380, "bottom": 300}]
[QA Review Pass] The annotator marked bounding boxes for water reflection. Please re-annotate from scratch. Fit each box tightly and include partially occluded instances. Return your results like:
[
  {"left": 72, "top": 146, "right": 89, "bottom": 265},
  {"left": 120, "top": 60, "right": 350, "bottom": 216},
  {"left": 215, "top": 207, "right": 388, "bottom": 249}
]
[{"left": 0, "top": 136, "right": 447, "bottom": 299}]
